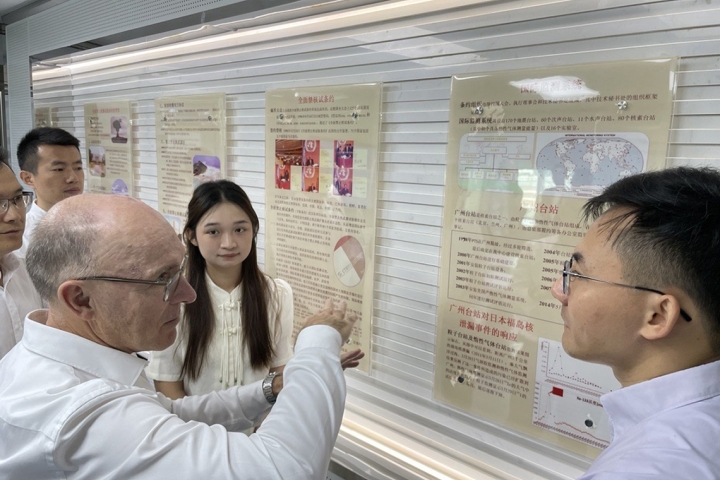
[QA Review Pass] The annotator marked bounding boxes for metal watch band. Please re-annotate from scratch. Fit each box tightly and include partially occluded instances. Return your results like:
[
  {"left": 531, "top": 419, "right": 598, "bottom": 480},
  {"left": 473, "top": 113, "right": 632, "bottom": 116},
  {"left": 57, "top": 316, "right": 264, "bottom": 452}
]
[{"left": 262, "top": 371, "right": 278, "bottom": 405}]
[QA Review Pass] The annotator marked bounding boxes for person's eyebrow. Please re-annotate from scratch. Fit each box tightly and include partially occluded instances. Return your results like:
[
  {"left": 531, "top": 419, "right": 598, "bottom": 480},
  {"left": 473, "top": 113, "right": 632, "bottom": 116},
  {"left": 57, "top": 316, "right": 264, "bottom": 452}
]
[
  {"left": 571, "top": 252, "right": 585, "bottom": 265},
  {"left": 48, "top": 159, "right": 82, "bottom": 166},
  {"left": 0, "top": 187, "right": 24, "bottom": 199},
  {"left": 203, "top": 219, "right": 250, "bottom": 228}
]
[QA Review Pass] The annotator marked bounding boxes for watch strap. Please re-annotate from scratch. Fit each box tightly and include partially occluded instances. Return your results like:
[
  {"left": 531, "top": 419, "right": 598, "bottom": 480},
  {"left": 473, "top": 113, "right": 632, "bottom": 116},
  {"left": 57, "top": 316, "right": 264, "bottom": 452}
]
[{"left": 262, "top": 371, "right": 278, "bottom": 405}]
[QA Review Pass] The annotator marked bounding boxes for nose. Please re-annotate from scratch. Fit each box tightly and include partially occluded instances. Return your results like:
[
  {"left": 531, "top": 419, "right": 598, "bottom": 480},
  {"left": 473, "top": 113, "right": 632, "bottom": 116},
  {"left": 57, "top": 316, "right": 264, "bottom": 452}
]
[
  {"left": 171, "top": 276, "right": 197, "bottom": 305},
  {"left": 220, "top": 232, "right": 236, "bottom": 249},
  {"left": 67, "top": 168, "right": 80, "bottom": 183},
  {"left": 551, "top": 276, "right": 568, "bottom": 305},
  {"left": 3, "top": 200, "right": 24, "bottom": 223}
]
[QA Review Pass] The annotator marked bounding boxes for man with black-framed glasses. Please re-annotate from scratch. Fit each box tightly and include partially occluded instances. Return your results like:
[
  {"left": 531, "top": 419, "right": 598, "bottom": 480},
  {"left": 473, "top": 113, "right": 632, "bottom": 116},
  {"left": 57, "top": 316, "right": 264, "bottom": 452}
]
[
  {"left": 0, "top": 152, "right": 43, "bottom": 359},
  {"left": 552, "top": 167, "right": 720, "bottom": 479},
  {"left": 0, "top": 193, "right": 357, "bottom": 479}
]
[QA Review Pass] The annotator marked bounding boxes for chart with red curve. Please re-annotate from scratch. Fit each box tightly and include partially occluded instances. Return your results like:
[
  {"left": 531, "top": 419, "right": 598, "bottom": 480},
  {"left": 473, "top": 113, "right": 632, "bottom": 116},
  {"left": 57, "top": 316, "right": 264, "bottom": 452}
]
[{"left": 532, "top": 338, "right": 621, "bottom": 449}]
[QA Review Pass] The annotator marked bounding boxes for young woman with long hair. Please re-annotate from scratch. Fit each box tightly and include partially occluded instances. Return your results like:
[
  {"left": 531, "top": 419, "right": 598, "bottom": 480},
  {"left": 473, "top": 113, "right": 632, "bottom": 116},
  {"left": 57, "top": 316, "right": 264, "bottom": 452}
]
[
  {"left": 147, "top": 180, "right": 292, "bottom": 399},
  {"left": 148, "top": 180, "right": 362, "bottom": 401}
]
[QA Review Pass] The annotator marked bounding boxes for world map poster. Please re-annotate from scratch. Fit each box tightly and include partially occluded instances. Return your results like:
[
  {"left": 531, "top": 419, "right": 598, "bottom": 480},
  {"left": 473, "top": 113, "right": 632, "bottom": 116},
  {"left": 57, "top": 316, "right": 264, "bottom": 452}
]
[{"left": 434, "top": 58, "right": 676, "bottom": 457}]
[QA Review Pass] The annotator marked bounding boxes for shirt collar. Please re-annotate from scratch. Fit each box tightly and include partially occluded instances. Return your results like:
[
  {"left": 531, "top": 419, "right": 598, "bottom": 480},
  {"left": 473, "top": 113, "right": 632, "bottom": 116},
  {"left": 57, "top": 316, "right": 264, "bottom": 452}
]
[
  {"left": 205, "top": 272, "right": 242, "bottom": 302},
  {"left": 601, "top": 359, "right": 720, "bottom": 440},
  {"left": 22, "top": 310, "right": 148, "bottom": 386}
]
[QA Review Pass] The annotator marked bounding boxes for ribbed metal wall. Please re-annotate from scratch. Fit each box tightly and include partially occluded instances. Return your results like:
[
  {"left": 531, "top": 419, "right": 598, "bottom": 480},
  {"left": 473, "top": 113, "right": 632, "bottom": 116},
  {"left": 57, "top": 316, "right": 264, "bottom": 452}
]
[{"left": 23, "top": 0, "right": 720, "bottom": 478}]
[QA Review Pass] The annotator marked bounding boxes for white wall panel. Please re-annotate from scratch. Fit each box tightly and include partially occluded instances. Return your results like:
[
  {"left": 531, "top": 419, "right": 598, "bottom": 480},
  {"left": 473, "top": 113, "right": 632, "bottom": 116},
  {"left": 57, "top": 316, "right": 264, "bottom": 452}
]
[{"left": 19, "top": 0, "right": 720, "bottom": 478}]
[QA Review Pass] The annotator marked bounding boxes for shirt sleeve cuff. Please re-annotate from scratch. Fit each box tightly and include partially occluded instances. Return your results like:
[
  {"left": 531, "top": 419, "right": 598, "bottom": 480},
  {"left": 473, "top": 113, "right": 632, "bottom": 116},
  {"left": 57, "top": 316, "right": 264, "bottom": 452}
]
[{"left": 295, "top": 325, "right": 342, "bottom": 356}]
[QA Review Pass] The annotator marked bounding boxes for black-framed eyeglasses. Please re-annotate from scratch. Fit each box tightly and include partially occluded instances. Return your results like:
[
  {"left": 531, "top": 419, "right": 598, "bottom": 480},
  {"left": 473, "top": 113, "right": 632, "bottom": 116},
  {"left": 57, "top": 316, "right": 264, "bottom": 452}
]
[
  {"left": 562, "top": 259, "right": 691, "bottom": 322},
  {"left": 76, "top": 254, "right": 187, "bottom": 302},
  {"left": 0, "top": 192, "right": 33, "bottom": 215}
]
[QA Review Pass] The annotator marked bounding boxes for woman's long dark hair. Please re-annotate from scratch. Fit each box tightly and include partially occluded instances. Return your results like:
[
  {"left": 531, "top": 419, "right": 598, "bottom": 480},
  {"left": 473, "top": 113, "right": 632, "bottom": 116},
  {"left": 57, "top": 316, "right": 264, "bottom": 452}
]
[{"left": 180, "top": 180, "right": 274, "bottom": 381}]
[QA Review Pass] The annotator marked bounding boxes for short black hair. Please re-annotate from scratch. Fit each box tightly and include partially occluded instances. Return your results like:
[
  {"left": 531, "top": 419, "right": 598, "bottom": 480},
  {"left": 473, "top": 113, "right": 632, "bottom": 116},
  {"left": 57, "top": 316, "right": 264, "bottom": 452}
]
[
  {"left": 0, "top": 149, "right": 12, "bottom": 171},
  {"left": 17, "top": 127, "right": 80, "bottom": 174},
  {"left": 582, "top": 167, "right": 720, "bottom": 343}
]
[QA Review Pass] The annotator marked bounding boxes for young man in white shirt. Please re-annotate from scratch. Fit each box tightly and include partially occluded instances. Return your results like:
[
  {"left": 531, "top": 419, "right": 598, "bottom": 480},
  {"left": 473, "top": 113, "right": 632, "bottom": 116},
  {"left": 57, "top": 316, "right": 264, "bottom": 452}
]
[
  {"left": 0, "top": 193, "right": 356, "bottom": 479},
  {"left": 0, "top": 151, "right": 43, "bottom": 359},
  {"left": 552, "top": 167, "right": 720, "bottom": 479},
  {"left": 17, "top": 127, "right": 84, "bottom": 250}
]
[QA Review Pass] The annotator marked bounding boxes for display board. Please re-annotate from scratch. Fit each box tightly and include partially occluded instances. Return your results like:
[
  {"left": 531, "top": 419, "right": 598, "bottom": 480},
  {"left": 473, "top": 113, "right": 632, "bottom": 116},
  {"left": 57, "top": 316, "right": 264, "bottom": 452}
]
[
  {"left": 155, "top": 93, "right": 226, "bottom": 231},
  {"left": 435, "top": 58, "right": 677, "bottom": 456},
  {"left": 264, "top": 83, "right": 382, "bottom": 372},
  {"left": 83, "top": 101, "right": 133, "bottom": 195}
]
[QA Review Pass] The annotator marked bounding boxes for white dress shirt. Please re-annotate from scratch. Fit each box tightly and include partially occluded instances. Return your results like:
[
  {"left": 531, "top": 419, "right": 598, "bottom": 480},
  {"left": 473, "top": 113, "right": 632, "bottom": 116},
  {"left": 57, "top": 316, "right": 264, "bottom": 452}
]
[
  {"left": 18, "top": 200, "right": 47, "bottom": 257},
  {"left": 147, "top": 276, "right": 294, "bottom": 393},
  {"left": 0, "top": 253, "right": 42, "bottom": 359},
  {"left": 580, "top": 359, "right": 720, "bottom": 479},
  {"left": 0, "top": 310, "right": 345, "bottom": 479}
]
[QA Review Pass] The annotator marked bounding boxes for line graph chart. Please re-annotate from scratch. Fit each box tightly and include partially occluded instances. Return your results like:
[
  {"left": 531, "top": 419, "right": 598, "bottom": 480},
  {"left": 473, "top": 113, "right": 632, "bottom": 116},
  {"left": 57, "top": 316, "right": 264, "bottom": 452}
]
[{"left": 532, "top": 338, "right": 621, "bottom": 448}]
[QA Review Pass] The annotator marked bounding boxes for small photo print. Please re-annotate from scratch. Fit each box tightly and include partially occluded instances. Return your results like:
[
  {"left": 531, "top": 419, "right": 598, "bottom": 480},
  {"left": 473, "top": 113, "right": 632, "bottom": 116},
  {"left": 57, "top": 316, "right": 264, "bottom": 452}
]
[
  {"left": 111, "top": 179, "right": 129, "bottom": 196},
  {"left": 110, "top": 116, "right": 128, "bottom": 144},
  {"left": 333, "top": 140, "right": 353, "bottom": 197},
  {"left": 333, "top": 166, "right": 353, "bottom": 197},
  {"left": 276, "top": 164, "right": 291, "bottom": 190},
  {"left": 192, "top": 155, "right": 221, "bottom": 189},
  {"left": 275, "top": 139, "right": 303, "bottom": 166},
  {"left": 302, "top": 166, "right": 319, "bottom": 192},
  {"left": 334, "top": 140, "right": 354, "bottom": 169},
  {"left": 88, "top": 146, "right": 106, "bottom": 178},
  {"left": 302, "top": 140, "right": 320, "bottom": 167}
]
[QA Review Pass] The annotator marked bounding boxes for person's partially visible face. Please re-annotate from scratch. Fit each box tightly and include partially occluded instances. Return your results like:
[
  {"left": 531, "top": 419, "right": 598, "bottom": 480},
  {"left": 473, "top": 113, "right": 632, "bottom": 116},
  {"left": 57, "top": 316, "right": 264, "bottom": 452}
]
[
  {"left": 190, "top": 201, "right": 255, "bottom": 276},
  {"left": 23, "top": 144, "right": 83, "bottom": 211},
  {"left": 550, "top": 210, "right": 649, "bottom": 369},
  {"left": 0, "top": 165, "right": 26, "bottom": 257},
  {"left": 88, "top": 205, "right": 196, "bottom": 353}
]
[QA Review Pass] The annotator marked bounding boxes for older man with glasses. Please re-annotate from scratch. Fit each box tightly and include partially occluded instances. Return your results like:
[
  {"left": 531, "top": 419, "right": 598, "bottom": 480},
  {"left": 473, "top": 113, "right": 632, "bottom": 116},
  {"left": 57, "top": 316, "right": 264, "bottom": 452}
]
[
  {"left": 551, "top": 166, "right": 720, "bottom": 479},
  {"left": 0, "top": 193, "right": 357, "bottom": 479},
  {"left": 0, "top": 151, "right": 42, "bottom": 360}
]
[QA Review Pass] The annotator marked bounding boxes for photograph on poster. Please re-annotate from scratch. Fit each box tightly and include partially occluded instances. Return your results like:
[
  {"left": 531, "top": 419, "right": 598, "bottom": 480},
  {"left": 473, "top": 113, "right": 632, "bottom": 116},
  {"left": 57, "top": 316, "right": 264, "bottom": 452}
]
[
  {"left": 111, "top": 179, "right": 129, "bottom": 196},
  {"left": 88, "top": 146, "right": 106, "bottom": 178},
  {"left": 275, "top": 164, "right": 291, "bottom": 190},
  {"left": 275, "top": 139, "right": 304, "bottom": 165},
  {"left": 303, "top": 165, "right": 319, "bottom": 192},
  {"left": 192, "top": 155, "right": 221, "bottom": 188},
  {"left": 110, "top": 116, "right": 128, "bottom": 144},
  {"left": 303, "top": 140, "right": 320, "bottom": 166},
  {"left": 334, "top": 140, "right": 354, "bottom": 197}
]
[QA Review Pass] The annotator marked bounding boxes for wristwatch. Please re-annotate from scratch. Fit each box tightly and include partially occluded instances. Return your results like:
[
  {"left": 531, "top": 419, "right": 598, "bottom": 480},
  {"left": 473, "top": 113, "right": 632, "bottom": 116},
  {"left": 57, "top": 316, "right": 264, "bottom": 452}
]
[{"left": 262, "top": 371, "right": 278, "bottom": 405}]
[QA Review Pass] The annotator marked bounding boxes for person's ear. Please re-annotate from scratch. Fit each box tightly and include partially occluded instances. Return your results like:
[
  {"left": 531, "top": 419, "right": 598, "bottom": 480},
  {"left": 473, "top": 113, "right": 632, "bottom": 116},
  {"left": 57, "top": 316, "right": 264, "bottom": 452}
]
[
  {"left": 19, "top": 171, "right": 35, "bottom": 188},
  {"left": 57, "top": 281, "right": 94, "bottom": 320},
  {"left": 639, "top": 294, "right": 684, "bottom": 341},
  {"left": 185, "top": 230, "right": 198, "bottom": 247}
]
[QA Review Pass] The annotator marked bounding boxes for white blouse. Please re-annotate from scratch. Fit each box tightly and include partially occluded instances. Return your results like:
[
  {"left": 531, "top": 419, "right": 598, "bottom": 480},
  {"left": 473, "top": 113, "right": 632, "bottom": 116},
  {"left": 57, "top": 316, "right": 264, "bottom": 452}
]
[{"left": 147, "top": 275, "right": 294, "bottom": 395}]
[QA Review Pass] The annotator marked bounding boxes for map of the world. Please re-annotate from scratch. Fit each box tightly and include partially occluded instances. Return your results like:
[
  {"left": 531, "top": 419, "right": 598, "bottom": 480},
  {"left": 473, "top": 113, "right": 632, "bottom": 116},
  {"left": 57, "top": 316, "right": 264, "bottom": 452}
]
[{"left": 536, "top": 136, "right": 644, "bottom": 193}]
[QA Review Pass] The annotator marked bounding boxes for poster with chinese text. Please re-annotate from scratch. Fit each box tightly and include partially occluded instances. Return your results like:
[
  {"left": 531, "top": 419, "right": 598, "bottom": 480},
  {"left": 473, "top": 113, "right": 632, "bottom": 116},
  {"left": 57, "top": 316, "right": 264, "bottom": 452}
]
[
  {"left": 83, "top": 101, "right": 133, "bottom": 196},
  {"left": 435, "top": 58, "right": 676, "bottom": 457},
  {"left": 264, "top": 84, "right": 382, "bottom": 372},
  {"left": 155, "top": 94, "right": 226, "bottom": 232}
]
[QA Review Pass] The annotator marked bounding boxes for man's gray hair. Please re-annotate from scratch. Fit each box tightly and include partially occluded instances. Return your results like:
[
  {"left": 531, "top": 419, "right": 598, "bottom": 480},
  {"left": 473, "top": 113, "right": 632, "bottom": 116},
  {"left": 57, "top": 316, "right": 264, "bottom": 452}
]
[{"left": 26, "top": 210, "right": 99, "bottom": 302}]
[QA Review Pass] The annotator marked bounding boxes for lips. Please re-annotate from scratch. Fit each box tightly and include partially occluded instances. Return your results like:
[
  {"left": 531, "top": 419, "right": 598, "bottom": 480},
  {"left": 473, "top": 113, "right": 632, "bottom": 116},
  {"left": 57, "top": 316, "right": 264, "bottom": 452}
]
[
  {"left": 220, "top": 253, "right": 239, "bottom": 259},
  {"left": 0, "top": 229, "right": 21, "bottom": 235},
  {"left": 64, "top": 188, "right": 81, "bottom": 195},
  {"left": 164, "top": 317, "right": 180, "bottom": 327}
]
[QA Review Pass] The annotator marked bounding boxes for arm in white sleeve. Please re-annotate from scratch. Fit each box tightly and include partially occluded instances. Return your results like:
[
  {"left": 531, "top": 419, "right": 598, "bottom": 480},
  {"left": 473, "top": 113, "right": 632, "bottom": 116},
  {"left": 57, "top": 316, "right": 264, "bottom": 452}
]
[{"left": 53, "top": 325, "right": 345, "bottom": 479}]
